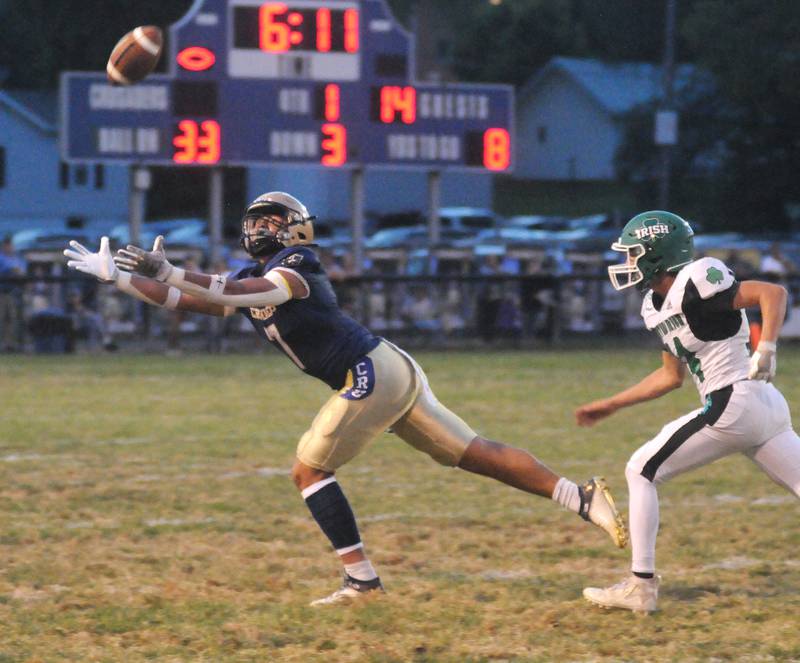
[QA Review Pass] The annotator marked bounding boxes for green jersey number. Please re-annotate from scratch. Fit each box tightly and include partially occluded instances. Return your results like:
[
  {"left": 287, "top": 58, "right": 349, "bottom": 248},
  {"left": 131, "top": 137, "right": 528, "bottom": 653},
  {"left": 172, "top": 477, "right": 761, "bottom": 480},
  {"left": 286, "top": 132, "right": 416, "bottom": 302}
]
[{"left": 673, "top": 337, "right": 705, "bottom": 382}]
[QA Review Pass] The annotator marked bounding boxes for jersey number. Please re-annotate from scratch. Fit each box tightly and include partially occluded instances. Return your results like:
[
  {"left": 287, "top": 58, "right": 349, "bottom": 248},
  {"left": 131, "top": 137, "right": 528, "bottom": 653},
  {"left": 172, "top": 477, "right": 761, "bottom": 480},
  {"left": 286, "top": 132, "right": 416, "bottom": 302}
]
[
  {"left": 673, "top": 337, "right": 705, "bottom": 382},
  {"left": 266, "top": 323, "right": 306, "bottom": 369}
]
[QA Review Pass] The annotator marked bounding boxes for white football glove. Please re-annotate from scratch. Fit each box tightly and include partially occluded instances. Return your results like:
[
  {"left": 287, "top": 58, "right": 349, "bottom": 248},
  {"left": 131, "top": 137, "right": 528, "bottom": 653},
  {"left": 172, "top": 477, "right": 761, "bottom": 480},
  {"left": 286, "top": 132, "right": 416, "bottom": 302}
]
[
  {"left": 114, "top": 235, "right": 173, "bottom": 281},
  {"left": 748, "top": 340, "right": 777, "bottom": 382},
  {"left": 63, "top": 236, "right": 118, "bottom": 284}
]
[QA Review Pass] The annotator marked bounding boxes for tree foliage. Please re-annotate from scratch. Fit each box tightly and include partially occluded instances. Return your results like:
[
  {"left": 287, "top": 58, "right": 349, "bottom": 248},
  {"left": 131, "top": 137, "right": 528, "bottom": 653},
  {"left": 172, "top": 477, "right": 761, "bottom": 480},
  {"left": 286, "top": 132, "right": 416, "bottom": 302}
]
[
  {"left": 682, "top": 0, "right": 800, "bottom": 230},
  {"left": 0, "top": 1, "right": 193, "bottom": 88}
]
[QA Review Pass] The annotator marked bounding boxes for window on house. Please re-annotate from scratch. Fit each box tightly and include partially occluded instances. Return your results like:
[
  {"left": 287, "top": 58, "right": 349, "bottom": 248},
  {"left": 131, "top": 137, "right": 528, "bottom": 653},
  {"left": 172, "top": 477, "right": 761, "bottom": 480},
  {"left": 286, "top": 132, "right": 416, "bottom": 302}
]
[
  {"left": 59, "top": 161, "right": 69, "bottom": 189},
  {"left": 74, "top": 165, "right": 88, "bottom": 186},
  {"left": 0, "top": 147, "right": 5, "bottom": 188},
  {"left": 537, "top": 126, "right": 547, "bottom": 144},
  {"left": 94, "top": 164, "right": 105, "bottom": 189}
]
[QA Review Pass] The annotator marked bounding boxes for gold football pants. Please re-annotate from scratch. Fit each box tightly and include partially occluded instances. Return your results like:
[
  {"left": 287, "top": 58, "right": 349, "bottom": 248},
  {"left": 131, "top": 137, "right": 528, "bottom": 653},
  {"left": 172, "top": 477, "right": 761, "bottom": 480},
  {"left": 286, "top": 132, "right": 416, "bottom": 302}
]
[{"left": 296, "top": 340, "right": 476, "bottom": 472}]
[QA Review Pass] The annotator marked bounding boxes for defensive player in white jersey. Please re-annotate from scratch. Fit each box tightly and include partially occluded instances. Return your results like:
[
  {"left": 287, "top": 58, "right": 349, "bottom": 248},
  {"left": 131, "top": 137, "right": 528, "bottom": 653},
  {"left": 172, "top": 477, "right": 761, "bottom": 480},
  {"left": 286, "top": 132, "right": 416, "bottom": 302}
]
[
  {"left": 575, "top": 210, "right": 799, "bottom": 613},
  {"left": 63, "top": 192, "right": 627, "bottom": 606}
]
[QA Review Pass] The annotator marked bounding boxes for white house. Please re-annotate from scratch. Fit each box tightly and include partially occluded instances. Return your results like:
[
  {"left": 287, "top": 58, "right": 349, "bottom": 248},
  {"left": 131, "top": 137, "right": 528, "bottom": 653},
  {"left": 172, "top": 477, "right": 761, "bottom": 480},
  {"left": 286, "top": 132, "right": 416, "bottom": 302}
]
[
  {"left": 515, "top": 56, "right": 695, "bottom": 181},
  {"left": 0, "top": 89, "right": 129, "bottom": 242}
]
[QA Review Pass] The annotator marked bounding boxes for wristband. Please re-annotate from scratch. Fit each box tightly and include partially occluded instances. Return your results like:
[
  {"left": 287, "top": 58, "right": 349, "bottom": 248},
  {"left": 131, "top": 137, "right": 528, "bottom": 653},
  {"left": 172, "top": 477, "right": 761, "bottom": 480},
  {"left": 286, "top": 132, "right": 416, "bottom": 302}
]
[
  {"left": 757, "top": 340, "right": 777, "bottom": 353},
  {"left": 165, "top": 266, "right": 187, "bottom": 288},
  {"left": 164, "top": 287, "right": 181, "bottom": 310}
]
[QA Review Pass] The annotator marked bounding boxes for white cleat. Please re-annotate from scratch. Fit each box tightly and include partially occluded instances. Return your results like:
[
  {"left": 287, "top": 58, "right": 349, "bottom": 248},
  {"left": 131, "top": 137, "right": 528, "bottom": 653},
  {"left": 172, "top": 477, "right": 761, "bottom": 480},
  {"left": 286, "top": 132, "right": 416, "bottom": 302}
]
[
  {"left": 579, "top": 476, "right": 628, "bottom": 548},
  {"left": 583, "top": 575, "right": 659, "bottom": 613},
  {"left": 310, "top": 574, "right": 385, "bottom": 606}
]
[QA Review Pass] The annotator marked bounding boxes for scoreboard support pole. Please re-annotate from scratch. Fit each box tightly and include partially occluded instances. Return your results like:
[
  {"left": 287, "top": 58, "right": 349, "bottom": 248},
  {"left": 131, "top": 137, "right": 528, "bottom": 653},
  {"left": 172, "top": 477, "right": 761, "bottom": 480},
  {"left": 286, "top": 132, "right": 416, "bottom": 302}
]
[
  {"left": 129, "top": 166, "right": 151, "bottom": 249},
  {"left": 350, "top": 168, "right": 365, "bottom": 276},
  {"left": 427, "top": 170, "right": 441, "bottom": 273},
  {"left": 129, "top": 165, "right": 151, "bottom": 338},
  {"left": 208, "top": 167, "right": 225, "bottom": 352},
  {"left": 208, "top": 167, "right": 224, "bottom": 267}
]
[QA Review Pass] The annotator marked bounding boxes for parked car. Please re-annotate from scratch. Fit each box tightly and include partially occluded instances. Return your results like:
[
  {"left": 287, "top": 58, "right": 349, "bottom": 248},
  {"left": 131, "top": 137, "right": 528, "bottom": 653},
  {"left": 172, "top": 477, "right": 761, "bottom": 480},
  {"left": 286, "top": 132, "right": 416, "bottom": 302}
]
[
  {"left": 503, "top": 215, "right": 571, "bottom": 232},
  {"left": 109, "top": 218, "right": 207, "bottom": 248},
  {"left": 313, "top": 218, "right": 352, "bottom": 250},
  {"left": 438, "top": 206, "right": 501, "bottom": 233},
  {"left": 365, "top": 225, "right": 474, "bottom": 249}
]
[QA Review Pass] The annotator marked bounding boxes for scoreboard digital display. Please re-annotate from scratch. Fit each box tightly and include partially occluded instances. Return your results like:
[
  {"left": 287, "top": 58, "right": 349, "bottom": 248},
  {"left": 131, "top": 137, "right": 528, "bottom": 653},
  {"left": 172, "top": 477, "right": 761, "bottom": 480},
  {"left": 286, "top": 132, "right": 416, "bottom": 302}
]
[{"left": 61, "top": 0, "right": 514, "bottom": 172}]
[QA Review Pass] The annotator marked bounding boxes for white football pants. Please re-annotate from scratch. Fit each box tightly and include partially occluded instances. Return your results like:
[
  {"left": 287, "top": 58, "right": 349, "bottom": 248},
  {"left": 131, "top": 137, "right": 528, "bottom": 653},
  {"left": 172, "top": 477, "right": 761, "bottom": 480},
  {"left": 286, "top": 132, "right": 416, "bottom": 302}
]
[{"left": 625, "top": 379, "right": 800, "bottom": 574}]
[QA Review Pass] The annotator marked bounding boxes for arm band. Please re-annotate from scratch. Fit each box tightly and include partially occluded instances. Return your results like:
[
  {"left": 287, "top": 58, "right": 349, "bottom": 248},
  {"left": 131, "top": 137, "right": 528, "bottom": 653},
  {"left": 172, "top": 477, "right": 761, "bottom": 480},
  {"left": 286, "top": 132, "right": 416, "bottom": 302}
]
[
  {"left": 116, "top": 271, "right": 182, "bottom": 310},
  {"left": 165, "top": 267, "right": 292, "bottom": 308}
]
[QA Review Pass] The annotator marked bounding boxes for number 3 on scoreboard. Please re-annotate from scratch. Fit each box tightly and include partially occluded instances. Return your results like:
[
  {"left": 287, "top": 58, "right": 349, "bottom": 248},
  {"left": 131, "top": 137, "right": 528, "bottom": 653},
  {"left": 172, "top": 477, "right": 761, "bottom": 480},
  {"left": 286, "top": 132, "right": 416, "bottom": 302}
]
[
  {"left": 320, "top": 123, "right": 346, "bottom": 166},
  {"left": 173, "top": 119, "right": 221, "bottom": 164}
]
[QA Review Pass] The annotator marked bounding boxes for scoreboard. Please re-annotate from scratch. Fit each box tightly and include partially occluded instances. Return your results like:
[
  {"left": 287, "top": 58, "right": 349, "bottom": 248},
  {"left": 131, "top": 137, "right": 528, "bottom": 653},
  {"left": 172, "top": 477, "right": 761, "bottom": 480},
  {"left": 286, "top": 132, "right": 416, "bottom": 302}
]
[{"left": 60, "top": 0, "right": 514, "bottom": 172}]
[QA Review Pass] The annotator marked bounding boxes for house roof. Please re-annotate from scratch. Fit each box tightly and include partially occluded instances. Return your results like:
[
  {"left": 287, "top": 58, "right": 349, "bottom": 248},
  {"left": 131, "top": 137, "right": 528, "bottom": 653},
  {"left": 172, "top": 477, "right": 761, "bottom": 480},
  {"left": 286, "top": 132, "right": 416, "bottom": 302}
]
[
  {"left": 0, "top": 89, "right": 58, "bottom": 134},
  {"left": 518, "top": 56, "right": 699, "bottom": 116}
]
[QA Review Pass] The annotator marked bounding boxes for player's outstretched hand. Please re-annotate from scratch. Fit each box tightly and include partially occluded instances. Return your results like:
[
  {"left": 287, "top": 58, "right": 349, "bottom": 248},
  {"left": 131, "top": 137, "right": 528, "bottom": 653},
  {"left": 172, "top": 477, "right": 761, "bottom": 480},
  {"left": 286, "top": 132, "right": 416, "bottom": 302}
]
[
  {"left": 114, "top": 235, "right": 173, "bottom": 281},
  {"left": 575, "top": 399, "right": 618, "bottom": 427},
  {"left": 63, "top": 236, "right": 118, "bottom": 284},
  {"left": 748, "top": 341, "right": 777, "bottom": 382}
]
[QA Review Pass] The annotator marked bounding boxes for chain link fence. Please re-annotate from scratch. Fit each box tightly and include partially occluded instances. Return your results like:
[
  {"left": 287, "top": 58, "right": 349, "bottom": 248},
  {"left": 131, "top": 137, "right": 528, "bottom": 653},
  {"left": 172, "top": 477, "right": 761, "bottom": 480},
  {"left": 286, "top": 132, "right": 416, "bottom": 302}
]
[{"left": 0, "top": 271, "right": 795, "bottom": 355}]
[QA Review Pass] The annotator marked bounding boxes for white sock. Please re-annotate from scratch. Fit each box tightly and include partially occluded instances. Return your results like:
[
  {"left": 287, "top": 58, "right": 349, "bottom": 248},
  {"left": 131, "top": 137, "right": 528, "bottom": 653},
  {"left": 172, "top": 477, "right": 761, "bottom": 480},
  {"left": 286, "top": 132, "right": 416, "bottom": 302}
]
[
  {"left": 626, "top": 464, "right": 659, "bottom": 574},
  {"left": 552, "top": 477, "right": 581, "bottom": 513},
  {"left": 344, "top": 559, "right": 378, "bottom": 582}
]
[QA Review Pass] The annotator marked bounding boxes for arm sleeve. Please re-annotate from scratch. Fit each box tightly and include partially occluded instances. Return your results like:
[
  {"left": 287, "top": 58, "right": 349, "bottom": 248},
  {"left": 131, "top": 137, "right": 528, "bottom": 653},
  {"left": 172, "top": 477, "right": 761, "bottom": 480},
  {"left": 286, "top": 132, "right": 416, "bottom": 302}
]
[{"left": 165, "top": 268, "right": 292, "bottom": 307}]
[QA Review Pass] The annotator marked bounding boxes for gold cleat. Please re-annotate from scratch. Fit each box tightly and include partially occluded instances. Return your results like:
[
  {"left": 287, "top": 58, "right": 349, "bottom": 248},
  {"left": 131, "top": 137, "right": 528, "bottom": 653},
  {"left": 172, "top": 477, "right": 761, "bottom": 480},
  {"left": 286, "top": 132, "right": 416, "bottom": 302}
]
[{"left": 579, "top": 477, "right": 628, "bottom": 548}]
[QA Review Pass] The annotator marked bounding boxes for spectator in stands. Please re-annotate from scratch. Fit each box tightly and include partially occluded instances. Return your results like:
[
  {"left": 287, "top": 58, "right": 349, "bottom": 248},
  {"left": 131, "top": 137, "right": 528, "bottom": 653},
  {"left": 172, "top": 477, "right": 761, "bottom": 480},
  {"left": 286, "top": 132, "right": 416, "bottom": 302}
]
[
  {"left": 476, "top": 256, "right": 504, "bottom": 342},
  {"left": 760, "top": 243, "right": 798, "bottom": 282},
  {"left": 495, "top": 293, "right": 523, "bottom": 340},
  {"left": 65, "top": 288, "right": 115, "bottom": 352},
  {"left": 724, "top": 249, "right": 757, "bottom": 280},
  {"left": 402, "top": 284, "right": 442, "bottom": 340},
  {"left": 0, "top": 235, "right": 25, "bottom": 352},
  {"left": 166, "top": 256, "right": 201, "bottom": 355},
  {"left": 441, "top": 283, "right": 466, "bottom": 337},
  {"left": 319, "top": 250, "right": 346, "bottom": 282}
]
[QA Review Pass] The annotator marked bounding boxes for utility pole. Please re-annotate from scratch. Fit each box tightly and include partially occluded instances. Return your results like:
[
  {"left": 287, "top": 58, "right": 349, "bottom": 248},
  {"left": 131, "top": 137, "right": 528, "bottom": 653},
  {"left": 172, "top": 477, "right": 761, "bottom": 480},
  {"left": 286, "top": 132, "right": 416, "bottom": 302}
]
[{"left": 657, "top": 0, "right": 677, "bottom": 209}]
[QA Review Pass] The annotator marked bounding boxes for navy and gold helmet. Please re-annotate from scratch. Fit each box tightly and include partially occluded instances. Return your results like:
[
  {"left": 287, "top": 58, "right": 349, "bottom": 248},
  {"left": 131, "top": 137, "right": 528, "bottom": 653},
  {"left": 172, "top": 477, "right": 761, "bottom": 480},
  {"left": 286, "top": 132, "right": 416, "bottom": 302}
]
[{"left": 240, "top": 191, "right": 315, "bottom": 258}]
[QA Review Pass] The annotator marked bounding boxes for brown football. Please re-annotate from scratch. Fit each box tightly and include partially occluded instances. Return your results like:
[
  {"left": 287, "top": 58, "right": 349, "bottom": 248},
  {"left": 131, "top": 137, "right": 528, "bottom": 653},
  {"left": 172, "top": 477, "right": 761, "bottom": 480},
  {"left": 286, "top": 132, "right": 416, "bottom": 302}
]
[{"left": 106, "top": 26, "right": 163, "bottom": 86}]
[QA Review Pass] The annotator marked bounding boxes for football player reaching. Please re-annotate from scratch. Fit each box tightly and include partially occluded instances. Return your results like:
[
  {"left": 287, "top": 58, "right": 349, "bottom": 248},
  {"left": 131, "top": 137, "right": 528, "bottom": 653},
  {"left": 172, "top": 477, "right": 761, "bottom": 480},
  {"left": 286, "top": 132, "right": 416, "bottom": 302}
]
[
  {"left": 577, "top": 211, "right": 799, "bottom": 613},
  {"left": 64, "top": 192, "right": 626, "bottom": 605}
]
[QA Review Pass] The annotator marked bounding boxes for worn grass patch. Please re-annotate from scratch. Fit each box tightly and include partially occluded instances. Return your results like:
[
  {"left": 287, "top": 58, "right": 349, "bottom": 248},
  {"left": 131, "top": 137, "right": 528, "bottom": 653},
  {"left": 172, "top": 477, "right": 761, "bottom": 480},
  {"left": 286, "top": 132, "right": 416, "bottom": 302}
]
[{"left": 1, "top": 349, "right": 800, "bottom": 661}]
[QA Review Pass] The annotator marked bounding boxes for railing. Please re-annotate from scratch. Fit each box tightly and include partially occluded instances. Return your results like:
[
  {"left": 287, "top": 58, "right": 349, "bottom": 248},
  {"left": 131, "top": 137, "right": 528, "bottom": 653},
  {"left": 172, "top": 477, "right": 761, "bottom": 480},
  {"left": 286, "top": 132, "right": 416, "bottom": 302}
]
[{"left": 0, "top": 272, "right": 795, "bottom": 354}]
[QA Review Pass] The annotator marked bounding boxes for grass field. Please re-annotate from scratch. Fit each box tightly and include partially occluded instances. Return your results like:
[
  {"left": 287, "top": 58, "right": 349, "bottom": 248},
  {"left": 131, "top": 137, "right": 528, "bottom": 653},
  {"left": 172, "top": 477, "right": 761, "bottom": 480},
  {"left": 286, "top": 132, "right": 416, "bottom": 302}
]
[{"left": 1, "top": 348, "right": 800, "bottom": 662}]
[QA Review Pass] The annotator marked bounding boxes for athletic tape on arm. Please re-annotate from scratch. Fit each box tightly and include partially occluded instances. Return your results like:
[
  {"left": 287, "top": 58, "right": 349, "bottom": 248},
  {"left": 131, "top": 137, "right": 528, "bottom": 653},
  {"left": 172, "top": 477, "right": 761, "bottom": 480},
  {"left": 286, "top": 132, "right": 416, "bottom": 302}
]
[
  {"left": 165, "top": 267, "right": 292, "bottom": 307},
  {"left": 116, "top": 271, "right": 181, "bottom": 310}
]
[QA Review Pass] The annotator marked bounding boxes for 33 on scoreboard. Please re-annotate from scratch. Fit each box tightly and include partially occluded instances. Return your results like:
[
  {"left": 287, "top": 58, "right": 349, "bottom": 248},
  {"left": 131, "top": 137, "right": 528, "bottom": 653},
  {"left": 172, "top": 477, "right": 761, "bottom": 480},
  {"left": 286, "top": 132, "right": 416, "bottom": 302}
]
[{"left": 61, "top": 0, "right": 514, "bottom": 172}]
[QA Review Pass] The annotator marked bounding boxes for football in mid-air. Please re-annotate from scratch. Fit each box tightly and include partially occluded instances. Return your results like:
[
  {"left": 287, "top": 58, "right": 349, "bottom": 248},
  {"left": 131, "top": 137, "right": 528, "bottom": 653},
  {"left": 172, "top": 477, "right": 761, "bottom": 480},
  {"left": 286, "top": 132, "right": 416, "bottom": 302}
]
[{"left": 106, "top": 26, "right": 163, "bottom": 86}]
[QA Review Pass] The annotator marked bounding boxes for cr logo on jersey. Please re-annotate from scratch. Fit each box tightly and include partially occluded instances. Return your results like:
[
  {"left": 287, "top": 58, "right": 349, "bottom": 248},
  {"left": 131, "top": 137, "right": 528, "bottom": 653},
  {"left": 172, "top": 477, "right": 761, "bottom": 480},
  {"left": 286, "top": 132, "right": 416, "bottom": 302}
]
[
  {"left": 634, "top": 219, "right": 670, "bottom": 240},
  {"left": 340, "top": 357, "right": 376, "bottom": 401},
  {"left": 250, "top": 305, "right": 276, "bottom": 320}
]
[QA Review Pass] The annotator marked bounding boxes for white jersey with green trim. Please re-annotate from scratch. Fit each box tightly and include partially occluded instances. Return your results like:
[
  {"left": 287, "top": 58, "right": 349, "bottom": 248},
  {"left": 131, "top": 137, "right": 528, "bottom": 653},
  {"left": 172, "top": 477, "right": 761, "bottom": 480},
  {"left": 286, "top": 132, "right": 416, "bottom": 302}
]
[{"left": 641, "top": 257, "right": 750, "bottom": 401}]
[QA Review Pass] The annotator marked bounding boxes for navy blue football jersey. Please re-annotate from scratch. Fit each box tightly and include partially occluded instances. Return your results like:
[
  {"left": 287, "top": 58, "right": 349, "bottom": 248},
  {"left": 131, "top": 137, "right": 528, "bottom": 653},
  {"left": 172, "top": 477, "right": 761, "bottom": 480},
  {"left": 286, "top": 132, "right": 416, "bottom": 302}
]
[{"left": 230, "top": 246, "right": 379, "bottom": 389}]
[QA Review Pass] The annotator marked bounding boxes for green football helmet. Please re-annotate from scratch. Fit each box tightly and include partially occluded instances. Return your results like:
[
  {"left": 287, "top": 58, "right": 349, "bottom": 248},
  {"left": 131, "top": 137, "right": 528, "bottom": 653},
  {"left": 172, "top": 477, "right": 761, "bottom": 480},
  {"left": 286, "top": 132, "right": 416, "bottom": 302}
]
[{"left": 608, "top": 210, "right": 694, "bottom": 290}]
